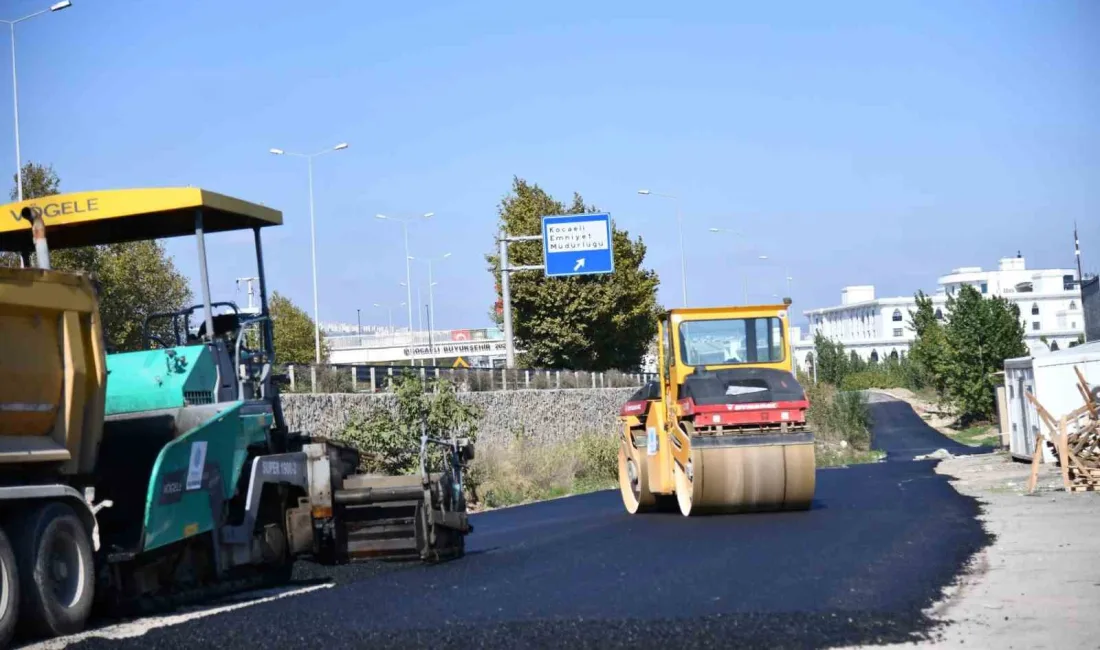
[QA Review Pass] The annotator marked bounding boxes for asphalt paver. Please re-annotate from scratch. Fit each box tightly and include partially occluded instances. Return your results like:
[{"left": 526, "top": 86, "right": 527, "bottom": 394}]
[{"left": 64, "top": 397, "right": 992, "bottom": 650}]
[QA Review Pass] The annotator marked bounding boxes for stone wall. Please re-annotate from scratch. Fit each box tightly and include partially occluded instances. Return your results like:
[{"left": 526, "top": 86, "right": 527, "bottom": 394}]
[{"left": 281, "top": 388, "right": 636, "bottom": 447}]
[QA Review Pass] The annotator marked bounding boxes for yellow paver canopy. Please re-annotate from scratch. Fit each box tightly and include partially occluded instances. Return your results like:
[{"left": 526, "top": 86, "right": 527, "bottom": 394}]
[{"left": 0, "top": 187, "right": 282, "bottom": 252}]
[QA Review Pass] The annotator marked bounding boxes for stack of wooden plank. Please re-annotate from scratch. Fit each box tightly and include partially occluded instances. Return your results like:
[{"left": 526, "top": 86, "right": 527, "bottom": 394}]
[{"left": 1025, "top": 367, "right": 1100, "bottom": 494}]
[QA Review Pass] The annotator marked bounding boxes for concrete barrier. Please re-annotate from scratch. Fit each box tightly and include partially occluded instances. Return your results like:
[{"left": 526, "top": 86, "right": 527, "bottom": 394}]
[{"left": 281, "top": 388, "right": 636, "bottom": 447}]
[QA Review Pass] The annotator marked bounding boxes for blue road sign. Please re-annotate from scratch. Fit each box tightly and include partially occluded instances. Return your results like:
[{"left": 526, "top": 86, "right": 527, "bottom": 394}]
[{"left": 541, "top": 213, "right": 615, "bottom": 278}]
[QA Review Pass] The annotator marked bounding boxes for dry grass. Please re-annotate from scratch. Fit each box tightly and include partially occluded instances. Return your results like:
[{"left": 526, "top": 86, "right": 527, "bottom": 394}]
[
  {"left": 467, "top": 432, "right": 619, "bottom": 509},
  {"left": 797, "top": 377, "right": 885, "bottom": 467}
]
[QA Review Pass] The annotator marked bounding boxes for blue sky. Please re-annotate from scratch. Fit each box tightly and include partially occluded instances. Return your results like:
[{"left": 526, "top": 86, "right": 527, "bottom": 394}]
[{"left": 5, "top": 0, "right": 1098, "bottom": 330}]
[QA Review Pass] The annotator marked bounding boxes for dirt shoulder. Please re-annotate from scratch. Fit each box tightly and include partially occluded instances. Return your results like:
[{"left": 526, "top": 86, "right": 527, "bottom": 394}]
[{"left": 846, "top": 451, "right": 1100, "bottom": 649}]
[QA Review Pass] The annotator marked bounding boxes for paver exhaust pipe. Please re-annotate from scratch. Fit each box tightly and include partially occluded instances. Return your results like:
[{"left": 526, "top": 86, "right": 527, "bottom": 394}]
[{"left": 24, "top": 206, "right": 51, "bottom": 270}]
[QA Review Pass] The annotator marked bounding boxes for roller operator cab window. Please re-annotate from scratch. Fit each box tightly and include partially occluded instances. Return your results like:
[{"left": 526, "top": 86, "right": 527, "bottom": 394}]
[{"left": 678, "top": 317, "right": 784, "bottom": 366}]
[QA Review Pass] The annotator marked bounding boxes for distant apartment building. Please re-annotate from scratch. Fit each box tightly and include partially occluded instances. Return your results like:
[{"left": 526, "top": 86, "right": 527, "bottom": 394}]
[{"left": 789, "top": 255, "right": 1085, "bottom": 372}]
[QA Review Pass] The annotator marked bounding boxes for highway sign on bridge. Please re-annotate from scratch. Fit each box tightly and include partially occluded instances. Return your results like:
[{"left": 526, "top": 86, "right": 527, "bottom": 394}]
[{"left": 541, "top": 213, "right": 615, "bottom": 278}]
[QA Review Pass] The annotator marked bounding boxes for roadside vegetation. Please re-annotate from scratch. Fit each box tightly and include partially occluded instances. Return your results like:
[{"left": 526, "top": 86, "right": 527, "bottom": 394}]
[
  {"left": 798, "top": 374, "right": 883, "bottom": 466},
  {"left": 467, "top": 432, "right": 618, "bottom": 509},
  {"left": 333, "top": 371, "right": 619, "bottom": 510}
]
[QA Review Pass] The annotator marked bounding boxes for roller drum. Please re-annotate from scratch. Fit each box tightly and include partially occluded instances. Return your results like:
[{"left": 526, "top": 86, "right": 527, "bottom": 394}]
[
  {"left": 675, "top": 433, "right": 815, "bottom": 516},
  {"left": 618, "top": 431, "right": 655, "bottom": 514}
]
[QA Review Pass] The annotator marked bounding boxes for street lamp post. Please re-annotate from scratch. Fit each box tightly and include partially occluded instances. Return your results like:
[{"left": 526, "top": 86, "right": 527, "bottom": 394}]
[
  {"left": 269, "top": 142, "right": 349, "bottom": 364},
  {"left": 3, "top": 1, "right": 73, "bottom": 205},
  {"left": 710, "top": 227, "right": 769, "bottom": 304},
  {"left": 638, "top": 189, "right": 687, "bottom": 306},
  {"left": 410, "top": 252, "right": 451, "bottom": 366},
  {"left": 373, "top": 302, "right": 404, "bottom": 331},
  {"left": 376, "top": 212, "right": 434, "bottom": 333},
  {"left": 745, "top": 254, "right": 791, "bottom": 302},
  {"left": 708, "top": 227, "right": 751, "bottom": 303},
  {"left": 356, "top": 308, "right": 362, "bottom": 346},
  {"left": 747, "top": 254, "right": 769, "bottom": 303}
]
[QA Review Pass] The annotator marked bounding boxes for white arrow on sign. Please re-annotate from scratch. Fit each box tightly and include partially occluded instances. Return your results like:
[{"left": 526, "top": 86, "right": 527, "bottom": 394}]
[{"left": 573, "top": 258, "right": 586, "bottom": 272}]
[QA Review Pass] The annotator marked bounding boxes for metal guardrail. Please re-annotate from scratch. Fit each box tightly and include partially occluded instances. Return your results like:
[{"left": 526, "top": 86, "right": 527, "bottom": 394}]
[{"left": 274, "top": 363, "right": 657, "bottom": 394}]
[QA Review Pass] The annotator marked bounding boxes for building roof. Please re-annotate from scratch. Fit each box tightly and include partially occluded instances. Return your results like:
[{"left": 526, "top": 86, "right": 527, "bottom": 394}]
[{"left": 1005, "top": 339, "right": 1100, "bottom": 368}]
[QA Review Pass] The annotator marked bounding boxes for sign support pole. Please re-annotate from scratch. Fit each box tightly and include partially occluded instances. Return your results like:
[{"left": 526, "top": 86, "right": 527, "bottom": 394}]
[
  {"left": 499, "top": 234, "right": 514, "bottom": 368},
  {"left": 499, "top": 232, "right": 544, "bottom": 369},
  {"left": 499, "top": 214, "right": 613, "bottom": 369}
]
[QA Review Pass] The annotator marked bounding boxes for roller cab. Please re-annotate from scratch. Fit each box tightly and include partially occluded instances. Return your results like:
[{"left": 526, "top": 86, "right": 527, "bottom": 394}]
[{"left": 618, "top": 302, "right": 816, "bottom": 517}]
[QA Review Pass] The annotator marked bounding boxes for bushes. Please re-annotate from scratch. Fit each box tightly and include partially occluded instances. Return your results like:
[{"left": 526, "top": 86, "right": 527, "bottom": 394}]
[
  {"left": 332, "top": 371, "right": 482, "bottom": 484},
  {"left": 801, "top": 375, "right": 873, "bottom": 453},
  {"left": 839, "top": 358, "right": 924, "bottom": 393},
  {"left": 813, "top": 332, "right": 924, "bottom": 393},
  {"left": 331, "top": 370, "right": 619, "bottom": 508}
]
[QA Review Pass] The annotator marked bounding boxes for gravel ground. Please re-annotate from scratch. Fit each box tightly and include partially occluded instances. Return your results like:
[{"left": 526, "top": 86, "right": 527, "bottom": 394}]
[{"left": 26, "top": 396, "right": 997, "bottom": 650}]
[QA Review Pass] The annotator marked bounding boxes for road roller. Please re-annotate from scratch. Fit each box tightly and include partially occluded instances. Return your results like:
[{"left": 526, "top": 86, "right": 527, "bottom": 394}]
[{"left": 618, "top": 302, "right": 816, "bottom": 516}]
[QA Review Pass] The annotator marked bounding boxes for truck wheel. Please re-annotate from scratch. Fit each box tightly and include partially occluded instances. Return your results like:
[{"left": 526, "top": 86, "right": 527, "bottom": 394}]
[
  {"left": 13, "top": 502, "right": 95, "bottom": 639},
  {"left": 0, "top": 527, "right": 19, "bottom": 648}
]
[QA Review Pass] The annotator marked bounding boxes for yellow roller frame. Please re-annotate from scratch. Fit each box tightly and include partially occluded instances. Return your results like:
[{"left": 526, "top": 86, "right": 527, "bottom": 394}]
[{"left": 617, "top": 303, "right": 817, "bottom": 517}]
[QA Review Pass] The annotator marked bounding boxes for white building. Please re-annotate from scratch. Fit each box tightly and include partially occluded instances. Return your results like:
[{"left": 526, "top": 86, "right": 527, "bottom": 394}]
[{"left": 791, "top": 255, "right": 1085, "bottom": 371}]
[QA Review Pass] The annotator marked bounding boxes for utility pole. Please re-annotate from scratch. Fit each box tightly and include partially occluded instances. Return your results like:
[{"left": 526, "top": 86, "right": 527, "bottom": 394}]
[
  {"left": 356, "top": 308, "right": 362, "bottom": 346},
  {"left": 235, "top": 276, "right": 259, "bottom": 313},
  {"left": 1075, "top": 222, "right": 1084, "bottom": 297}
]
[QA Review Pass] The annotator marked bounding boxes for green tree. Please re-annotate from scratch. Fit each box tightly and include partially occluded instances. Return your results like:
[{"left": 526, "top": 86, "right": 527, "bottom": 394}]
[
  {"left": 813, "top": 331, "right": 850, "bottom": 385},
  {"left": 336, "top": 372, "right": 482, "bottom": 497},
  {"left": 941, "top": 285, "right": 1027, "bottom": 422},
  {"left": 907, "top": 290, "right": 951, "bottom": 397},
  {"left": 90, "top": 241, "right": 194, "bottom": 351},
  {"left": 270, "top": 291, "right": 328, "bottom": 365},
  {"left": 484, "top": 177, "right": 661, "bottom": 370},
  {"left": 2, "top": 162, "right": 192, "bottom": 351}
]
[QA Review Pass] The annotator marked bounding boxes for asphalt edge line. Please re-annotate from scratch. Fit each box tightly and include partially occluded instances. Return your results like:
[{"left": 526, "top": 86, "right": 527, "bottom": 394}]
[{"left": 23, "top": 583, "right": 335, "bottom": 650}]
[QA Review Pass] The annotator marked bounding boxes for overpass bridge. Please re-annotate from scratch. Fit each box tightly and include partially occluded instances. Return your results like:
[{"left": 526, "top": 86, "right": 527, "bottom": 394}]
[{"left": 326, "top": 327, "right": 509, "bottom": 366}]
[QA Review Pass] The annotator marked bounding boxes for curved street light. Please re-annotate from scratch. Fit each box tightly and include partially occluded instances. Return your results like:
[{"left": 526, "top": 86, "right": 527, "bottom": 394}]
[
  {"left": 376, "top": 212, "right": 434, "bottom": 332},
  {"left": 373, "top": 301, "right": 406, "bottom": 331},
  {"left": 4, "top": 0, "right": 74, "bottom": 204},
  {"left": 409, "top": 252, "right": 452, "bottom": 365},
  {"left": 638, "top": 189, "right": 687, "bottom": 306},
  {"left": 268, "top": 142, "right": 349, "bottom": 363}
]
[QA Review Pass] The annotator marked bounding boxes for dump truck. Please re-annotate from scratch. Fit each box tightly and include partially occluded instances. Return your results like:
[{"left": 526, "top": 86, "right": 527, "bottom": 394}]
[
  {"left": 617, "top": 303, "right": 815, "bottom": 516},
  {"left": 0, "top": 188, "right": 473, "bottom": 647}
]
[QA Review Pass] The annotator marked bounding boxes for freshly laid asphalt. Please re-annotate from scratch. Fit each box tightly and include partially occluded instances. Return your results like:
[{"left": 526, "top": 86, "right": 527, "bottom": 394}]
[
  {"left": 864, "top": 391, "right": 989, "bottom": 461},
  {"left": 67, "top": 395, "right": 993, "bottom": 650}
]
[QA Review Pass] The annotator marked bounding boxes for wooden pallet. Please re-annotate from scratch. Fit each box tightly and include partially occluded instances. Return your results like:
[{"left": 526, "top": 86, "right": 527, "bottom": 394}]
[{"left": 1024, "top": 365, "right": 1099, "bottom": 494}]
